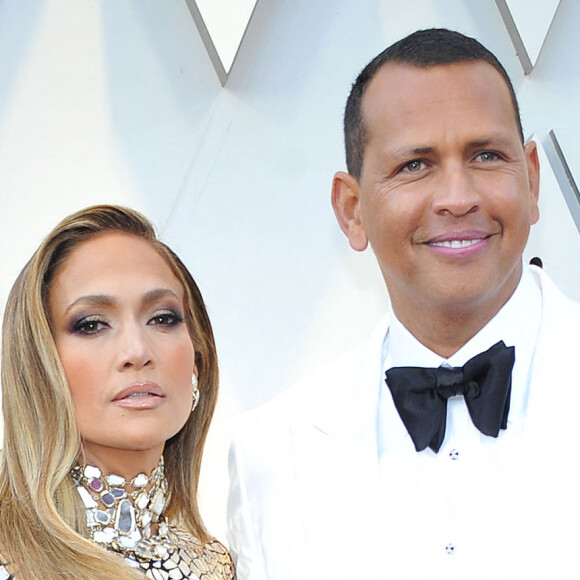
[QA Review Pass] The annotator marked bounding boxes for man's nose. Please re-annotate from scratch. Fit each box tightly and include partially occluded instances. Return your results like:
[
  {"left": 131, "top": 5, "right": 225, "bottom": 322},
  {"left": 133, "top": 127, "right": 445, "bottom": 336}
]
[{"left": 430, "top": 165, "right": 480, "bottom": 217}]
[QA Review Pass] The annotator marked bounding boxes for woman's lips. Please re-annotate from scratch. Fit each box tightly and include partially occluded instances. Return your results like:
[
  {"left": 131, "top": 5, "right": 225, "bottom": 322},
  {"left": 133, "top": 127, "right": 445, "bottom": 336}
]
[{"left": 113, "top": 382, "right": 165, "bottom": 409}]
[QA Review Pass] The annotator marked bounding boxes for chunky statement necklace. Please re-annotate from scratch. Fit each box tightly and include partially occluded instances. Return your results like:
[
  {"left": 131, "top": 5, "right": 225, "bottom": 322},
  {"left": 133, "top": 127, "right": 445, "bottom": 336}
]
[{"left": 71, "top": 456, "right": 175, "bottom": 563}]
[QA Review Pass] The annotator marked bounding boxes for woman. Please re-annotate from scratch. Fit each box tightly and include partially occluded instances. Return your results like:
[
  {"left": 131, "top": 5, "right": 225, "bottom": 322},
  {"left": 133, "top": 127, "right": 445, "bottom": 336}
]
[{"left": 0, "top": 205, "right": 235, "bottom": 579}]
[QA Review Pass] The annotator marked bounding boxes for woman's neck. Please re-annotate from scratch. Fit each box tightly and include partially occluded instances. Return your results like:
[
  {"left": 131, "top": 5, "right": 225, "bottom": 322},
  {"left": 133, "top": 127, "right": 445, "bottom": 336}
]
[{"left": 78, "top": 443, "right": 164, "bottom": 479}]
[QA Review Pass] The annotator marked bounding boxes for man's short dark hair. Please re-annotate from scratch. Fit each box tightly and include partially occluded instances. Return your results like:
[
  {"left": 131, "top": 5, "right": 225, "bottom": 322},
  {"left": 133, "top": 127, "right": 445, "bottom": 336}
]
[{"left": 344, "top": 28, "right": 523, "bottom": 180}]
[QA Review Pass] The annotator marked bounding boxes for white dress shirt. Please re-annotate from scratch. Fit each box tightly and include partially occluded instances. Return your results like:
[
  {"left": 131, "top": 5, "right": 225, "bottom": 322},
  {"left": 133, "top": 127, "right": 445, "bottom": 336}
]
[
  {"left": 375, "top": 267, "right": 575, "bottom": 578},
  {"left": 228, "top": 266, "right": 580, "bottom": 580}
]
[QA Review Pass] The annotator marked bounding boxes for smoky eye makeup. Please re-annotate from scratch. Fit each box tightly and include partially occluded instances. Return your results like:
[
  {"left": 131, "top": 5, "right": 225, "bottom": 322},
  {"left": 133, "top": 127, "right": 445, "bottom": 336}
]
[
  {"left": 69, "top": 314, "right": 109, "bottom": 336},
  {"left": 148, "top": 306, "right": 185, "bottom": 328}
]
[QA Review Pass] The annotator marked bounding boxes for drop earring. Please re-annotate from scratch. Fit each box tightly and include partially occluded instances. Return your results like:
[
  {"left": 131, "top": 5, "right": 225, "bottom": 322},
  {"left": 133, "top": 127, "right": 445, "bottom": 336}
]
[{"left": 191, "top": 374, "right": 200, "bottom": 412}]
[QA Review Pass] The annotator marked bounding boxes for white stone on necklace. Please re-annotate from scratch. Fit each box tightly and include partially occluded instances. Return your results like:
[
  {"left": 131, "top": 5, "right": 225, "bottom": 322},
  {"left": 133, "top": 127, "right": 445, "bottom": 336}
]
[{"left": 70, "top": 456, "right": 174, "bottom": 562}]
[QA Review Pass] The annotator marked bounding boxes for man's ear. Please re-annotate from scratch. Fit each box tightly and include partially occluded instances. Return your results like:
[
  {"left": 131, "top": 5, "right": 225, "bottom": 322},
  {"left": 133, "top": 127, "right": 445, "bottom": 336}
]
[
  {"left": 524, "top": 140, "right": 540, "bottom": 225},
  {"left": 331, "top": 171, "right": 369, "bottom": 251}
]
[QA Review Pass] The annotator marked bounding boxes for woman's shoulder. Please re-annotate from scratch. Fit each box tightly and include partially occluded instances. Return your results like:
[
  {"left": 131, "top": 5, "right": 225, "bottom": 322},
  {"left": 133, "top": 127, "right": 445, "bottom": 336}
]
[{"left": 169, "top": 528, "right": 235, "bottom": 579}]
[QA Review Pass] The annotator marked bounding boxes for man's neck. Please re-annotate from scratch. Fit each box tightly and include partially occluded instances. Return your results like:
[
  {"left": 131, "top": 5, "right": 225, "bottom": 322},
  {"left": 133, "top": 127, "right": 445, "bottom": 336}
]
[{"left": 390, "top": 290, "right": 519, "bottom": 359}]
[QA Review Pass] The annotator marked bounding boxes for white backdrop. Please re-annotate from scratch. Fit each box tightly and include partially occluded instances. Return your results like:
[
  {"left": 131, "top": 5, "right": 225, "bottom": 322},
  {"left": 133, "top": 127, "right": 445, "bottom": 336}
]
[{"left": 1, "top": 0, "right": 579, "bottom": 542}]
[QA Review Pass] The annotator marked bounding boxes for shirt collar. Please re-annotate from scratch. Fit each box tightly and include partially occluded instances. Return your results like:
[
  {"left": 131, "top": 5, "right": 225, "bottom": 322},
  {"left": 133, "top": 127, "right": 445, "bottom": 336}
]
[{"left": 383, "top": 265, "right": 543, "bottom": 374}]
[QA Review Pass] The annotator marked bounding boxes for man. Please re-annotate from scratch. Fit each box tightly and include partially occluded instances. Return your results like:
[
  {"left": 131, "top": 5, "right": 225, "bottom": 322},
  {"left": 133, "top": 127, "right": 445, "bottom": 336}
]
[{"left": 227, "top": 29, "right": 580, "bottom": 579}]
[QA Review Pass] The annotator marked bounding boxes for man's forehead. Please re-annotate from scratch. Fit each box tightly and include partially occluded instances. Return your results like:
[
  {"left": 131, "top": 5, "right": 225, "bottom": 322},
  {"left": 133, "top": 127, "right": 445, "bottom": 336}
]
[
  {"left": 366, "top": 60, "right": 507, "bottom": 101},
  {"left": 360, "top": 60, "right": 515, "bottom": 130}
]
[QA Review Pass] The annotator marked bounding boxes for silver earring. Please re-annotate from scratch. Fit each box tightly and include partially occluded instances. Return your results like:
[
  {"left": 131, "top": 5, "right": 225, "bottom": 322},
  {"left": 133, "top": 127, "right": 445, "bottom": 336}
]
[{"left": 191, "top": 374, "right": 200, "bottom": 412}]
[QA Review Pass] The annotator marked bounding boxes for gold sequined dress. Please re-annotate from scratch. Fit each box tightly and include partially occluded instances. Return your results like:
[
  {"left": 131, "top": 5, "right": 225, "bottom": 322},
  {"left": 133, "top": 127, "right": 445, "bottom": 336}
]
[
  {"left": 0, "top": 458, "right": 235, "bottom": 579},
  {"left": 0, "top": 527, "right": 234, "bottom": 579},
  {"left": 0, "top": 528, "right": 234, "bottom": 579}
]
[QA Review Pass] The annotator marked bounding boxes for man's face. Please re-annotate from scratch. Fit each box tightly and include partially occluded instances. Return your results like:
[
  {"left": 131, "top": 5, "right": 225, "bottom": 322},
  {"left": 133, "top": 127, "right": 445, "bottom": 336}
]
[{"left": 334, "top": 61, "right": 539, "bottom": 330}]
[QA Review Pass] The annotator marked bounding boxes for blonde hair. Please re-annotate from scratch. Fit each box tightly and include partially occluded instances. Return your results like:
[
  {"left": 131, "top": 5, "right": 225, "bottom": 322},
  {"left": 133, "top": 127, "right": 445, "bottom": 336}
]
[{"left": 0, "top": 205, "right": 219, "bottom": 579}]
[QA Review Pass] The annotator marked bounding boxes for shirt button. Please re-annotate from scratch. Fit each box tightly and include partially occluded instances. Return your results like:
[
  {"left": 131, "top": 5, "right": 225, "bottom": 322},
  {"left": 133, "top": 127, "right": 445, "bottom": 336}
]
[
  {"left": 445, "top": 543, "right": 455, "bottom": 555},
  {"left": 449, "top": 449, "right": 459, "bottom": 460}
]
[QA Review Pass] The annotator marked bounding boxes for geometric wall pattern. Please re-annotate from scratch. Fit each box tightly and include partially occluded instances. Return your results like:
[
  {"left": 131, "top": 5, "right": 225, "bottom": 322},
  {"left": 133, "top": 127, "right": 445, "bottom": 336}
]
[
  {"left": 2, "top": 0, "right": 580, "bottom": 541},
  {"left": 547, "top": 130, "right": 580, "bottom": 232},
  {"left": 187, "top": 0, "right": 580, "bottom": 231},
  {"left": 495, "top": 0, "right": 561, "bottom": 73},
  {"left": 524, "top": 136, "right": 580, "bottom": 294},
  {"left": 185, "top": 0, "right": 257, "bottom": 85},
  {"left": 177, "top": 2, "right": 580, "bottom": 536},
  {"left": 495, "top": 0, "right": 580, "bottom": 236}
]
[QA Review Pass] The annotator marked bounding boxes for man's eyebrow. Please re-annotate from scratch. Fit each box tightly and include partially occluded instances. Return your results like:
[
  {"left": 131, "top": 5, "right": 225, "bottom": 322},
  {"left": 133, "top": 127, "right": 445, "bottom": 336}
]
[
  {"left": 390, "top": 136, "right": 515, "bottom": 159},
  {"left": 466, "top": 136, "right": 514, "bottom": 149},
  {"left": 391, "top": 146, "right": 436, "bottom": 158}
]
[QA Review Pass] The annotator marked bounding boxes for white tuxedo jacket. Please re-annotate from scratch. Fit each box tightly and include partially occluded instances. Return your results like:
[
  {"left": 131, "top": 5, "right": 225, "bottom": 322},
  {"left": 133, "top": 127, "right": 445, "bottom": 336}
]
[{"left": 227, "top": 268, "right": 580, "bottom": 580}]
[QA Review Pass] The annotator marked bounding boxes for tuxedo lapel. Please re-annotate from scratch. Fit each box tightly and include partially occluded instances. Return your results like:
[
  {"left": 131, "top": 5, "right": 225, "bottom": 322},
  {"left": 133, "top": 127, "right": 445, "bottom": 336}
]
[{"left": 288, "top": 318, "right": 389, "bottom": 578}]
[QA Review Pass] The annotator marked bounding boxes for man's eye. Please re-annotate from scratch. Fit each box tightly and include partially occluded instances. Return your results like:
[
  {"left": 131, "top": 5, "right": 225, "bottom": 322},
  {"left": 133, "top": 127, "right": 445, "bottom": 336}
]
[
  {"left": 403, "top": 160, "right": 423, "bottom": 172},
  {"left": 478, "top": 151, "right": 499, "bottom": 162}
]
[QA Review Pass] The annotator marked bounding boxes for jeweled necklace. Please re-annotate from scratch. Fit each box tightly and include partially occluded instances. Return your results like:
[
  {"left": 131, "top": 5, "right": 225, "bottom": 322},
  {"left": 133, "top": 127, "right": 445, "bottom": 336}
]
[{"left": 70, "top": 456, "right": 175, "bottom": 562}]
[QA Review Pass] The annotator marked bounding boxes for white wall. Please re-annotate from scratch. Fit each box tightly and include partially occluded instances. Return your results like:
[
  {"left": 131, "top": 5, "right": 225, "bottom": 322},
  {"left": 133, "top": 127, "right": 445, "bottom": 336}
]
[{"left": 1, "top": 0, "right": 579, "bottom": 542}]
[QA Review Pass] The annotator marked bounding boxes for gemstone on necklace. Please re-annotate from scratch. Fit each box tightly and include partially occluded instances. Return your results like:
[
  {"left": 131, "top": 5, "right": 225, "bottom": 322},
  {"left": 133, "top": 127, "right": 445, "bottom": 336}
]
[
  {"left": 84, "top": 465, "right": 101, "bottom": 479},
  {"left": 132, "top": 473, "right": 149, "bottom": 487},
  {"left": 95, "top": 510, "right": 111, "bottom": 524},
  {"left": 89, "top": 477, "right": 104, "bottom": 492},
  {"left": 110, "top": 487, "right": 126, "bottom": 499},
  {"left": 94, "top": 527, "right": 117, "bottom": 544},
  {"left": 86, "top": 509, "right": 98, "bottom": 528},
  {"left": 116, "top": 499, "right": 136, "bottom": 535},
  {"left": 101, "top": 491, "right": 115, "bottom": 507},
  {"left": 76, "top": 486, "right": 98, "bottom": 509},
  {"left": 124, "top": 557, "right": 140, "bottom": 569},
  {"left": 107, "top": 473, "right": 126, "bottom": 486},
  {"left": 119, "top": 528, "right": 142, "bottom": 550},
  {"left": 158, "top": 521, "right": 169, "bottom": 536},
  {"left": 135, "top": 540, "right": 153, "bottom": 560},
  {"left": 150, "top": 490, "right": 165, "bottom": 520},
  {"left": 119, "top": 535, "right": 138, "bottom": 549},
  {"left": 136, "top": 491, "right": 149, "bottom": 510},
  {"left": 141, "top": 510, "right": 152, "bottom": 527},
  {"left": 71, "top": 457, "right": 175, "bottom": 564},
  {"left": 154, "top": 544, "right": 169, "bottom": 558}
]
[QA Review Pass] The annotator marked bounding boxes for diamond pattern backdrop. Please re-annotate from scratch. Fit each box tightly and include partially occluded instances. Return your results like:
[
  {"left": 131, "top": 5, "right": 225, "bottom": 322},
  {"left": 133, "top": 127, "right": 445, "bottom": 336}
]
[{"left": 0, "top": 0, "right": 578, "bottom": 542}]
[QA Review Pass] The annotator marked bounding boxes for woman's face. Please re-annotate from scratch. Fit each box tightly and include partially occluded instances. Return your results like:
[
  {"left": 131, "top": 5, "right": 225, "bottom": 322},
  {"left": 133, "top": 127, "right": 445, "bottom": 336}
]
[{"left": 48, "top": 232, "right": 196, "bottom": 474}]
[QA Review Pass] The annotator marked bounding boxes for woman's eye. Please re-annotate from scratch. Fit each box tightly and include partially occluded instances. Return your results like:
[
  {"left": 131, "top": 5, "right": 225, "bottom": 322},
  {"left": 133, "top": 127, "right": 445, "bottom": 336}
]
[
  {"left": 72, "top": 318, "right": 107, "bottom": 335},
  {"left": 149, "top": 311, "right": 183, "bottom": 327}
]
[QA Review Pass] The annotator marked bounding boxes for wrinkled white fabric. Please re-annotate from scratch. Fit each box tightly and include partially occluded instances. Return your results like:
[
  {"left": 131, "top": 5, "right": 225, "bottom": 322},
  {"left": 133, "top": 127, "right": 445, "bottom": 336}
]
[{"left": 228, "top": 266, "right": 580, "bottom": 580}]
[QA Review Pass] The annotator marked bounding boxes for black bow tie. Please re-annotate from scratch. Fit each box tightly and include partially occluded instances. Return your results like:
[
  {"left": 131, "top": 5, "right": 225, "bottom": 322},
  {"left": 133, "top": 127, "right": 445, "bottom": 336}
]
[{"left": 385, "top": 341, "right": 515, "bottom": 453}]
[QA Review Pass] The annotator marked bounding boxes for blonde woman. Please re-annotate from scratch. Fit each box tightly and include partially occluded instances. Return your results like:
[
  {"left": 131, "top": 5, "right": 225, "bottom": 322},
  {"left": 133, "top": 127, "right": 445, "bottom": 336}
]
[{"left": 0, "top": 205, "right": 235, "bottom": 579}]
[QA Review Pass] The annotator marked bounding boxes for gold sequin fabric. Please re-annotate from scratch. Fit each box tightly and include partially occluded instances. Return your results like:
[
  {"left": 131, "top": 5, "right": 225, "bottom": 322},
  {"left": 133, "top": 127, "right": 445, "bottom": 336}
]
[
  {"left": 0, "top": 530, "right": 235, "bottom": 579},
  {"left": 124, "top": 528, "right": 235, "bottom": 579}
]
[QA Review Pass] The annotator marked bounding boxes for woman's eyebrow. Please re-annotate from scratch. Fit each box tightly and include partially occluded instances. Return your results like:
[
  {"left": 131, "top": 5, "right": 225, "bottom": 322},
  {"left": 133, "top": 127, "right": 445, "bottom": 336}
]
[
  {"left": 64, "top": 288, "right": 181, "bottom": 314},
  {"left": 141, "top": 288, "right": 182, "bottom": 306},
  {"left": 64, "top": 294, "right": 117, "bottom": 314}
]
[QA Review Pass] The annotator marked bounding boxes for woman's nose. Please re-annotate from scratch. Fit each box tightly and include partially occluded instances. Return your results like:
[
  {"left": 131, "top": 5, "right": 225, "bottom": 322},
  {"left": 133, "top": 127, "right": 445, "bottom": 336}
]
[{"left": 116, "top": 323, "right": 153, "bottom": 371}]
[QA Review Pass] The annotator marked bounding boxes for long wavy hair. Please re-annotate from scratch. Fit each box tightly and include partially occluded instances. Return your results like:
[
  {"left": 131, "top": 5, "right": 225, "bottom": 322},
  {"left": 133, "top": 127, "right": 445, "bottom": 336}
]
[{"left": 0, "top": 205, "right": 219, "bottom": 579}]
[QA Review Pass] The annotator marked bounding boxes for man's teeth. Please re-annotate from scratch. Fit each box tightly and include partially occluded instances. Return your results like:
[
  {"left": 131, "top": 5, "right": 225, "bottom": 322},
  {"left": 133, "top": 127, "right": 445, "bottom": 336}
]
[
  {"left": 431, "top": 239, "right": 483, "bottom": 248},
  {"left": 126, "top": 392, "right": 153, "bottom": 398}
]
